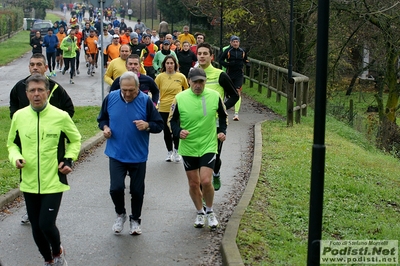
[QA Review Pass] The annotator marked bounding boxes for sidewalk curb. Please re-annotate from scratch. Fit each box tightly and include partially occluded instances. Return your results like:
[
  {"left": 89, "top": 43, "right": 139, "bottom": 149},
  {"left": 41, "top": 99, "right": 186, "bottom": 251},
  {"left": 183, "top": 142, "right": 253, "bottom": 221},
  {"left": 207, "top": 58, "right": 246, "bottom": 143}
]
[
  {"left": 221, "top": 121, "right": 264, "bottom": 266},
  {"left": 0, "top": 132, "right": 105, "bottom": 210}
]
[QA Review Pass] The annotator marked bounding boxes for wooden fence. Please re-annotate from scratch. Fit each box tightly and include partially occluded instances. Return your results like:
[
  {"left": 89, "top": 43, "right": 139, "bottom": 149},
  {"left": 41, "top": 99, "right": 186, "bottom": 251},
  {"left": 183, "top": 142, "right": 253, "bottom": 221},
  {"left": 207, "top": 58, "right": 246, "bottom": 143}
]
[{"left": 213, "top": 46, "right": 310, "bottom": 126}]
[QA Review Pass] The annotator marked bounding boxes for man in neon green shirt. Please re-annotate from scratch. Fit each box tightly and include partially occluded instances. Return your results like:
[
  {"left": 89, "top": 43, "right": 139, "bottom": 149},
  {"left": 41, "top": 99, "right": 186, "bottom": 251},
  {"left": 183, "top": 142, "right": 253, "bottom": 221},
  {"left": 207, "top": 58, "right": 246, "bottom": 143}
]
[{"left": 169, "top": 68, "right": 228, "bottom": 229}]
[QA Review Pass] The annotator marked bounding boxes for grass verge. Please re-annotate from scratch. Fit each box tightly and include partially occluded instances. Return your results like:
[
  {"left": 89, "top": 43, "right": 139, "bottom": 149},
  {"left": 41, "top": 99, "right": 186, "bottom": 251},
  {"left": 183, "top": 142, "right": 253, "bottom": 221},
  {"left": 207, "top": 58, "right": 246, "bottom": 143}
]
[
  {"left": 237, "top": 85, "right": 400, "bottom": 265},
  {"left": 0, "top": 106, "right": 100, "bottom": 195}
]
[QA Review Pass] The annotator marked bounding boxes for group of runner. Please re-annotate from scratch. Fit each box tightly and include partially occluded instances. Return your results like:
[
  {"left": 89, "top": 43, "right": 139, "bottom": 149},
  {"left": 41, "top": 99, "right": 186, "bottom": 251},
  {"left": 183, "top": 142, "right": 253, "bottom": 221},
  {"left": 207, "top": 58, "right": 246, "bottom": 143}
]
[{"left": 18, "top": 12, "right": 251, "bottom": 265}]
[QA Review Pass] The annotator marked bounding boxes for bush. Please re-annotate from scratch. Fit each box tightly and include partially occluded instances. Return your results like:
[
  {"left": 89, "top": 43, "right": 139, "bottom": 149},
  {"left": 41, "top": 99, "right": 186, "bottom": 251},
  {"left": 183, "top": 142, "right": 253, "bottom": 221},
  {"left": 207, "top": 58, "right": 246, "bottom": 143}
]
[{"left": 0, "top": 8, "right": 24, "bottom": 36}]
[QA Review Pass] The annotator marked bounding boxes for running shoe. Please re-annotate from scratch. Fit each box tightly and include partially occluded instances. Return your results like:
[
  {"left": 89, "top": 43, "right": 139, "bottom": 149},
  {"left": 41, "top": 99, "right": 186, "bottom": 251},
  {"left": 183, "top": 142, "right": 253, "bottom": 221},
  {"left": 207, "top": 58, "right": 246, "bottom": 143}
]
[
  {"left": 53, "top": 246, "right": 67, "bottom": 266},
  {"left": 76, "top": 69, "right": 80, "bottom": 75},
  {"left": 21, "top": 213, "right": 29, "bottom": 224},
  {"left": 70, "top": 79, "right": 74, "bottom": 84},
  {"left": 62, "top": 69, "right": 66, "bottom": 75},
  {"left": 44, "top": 261, "right": 53, "bottom": 266},
  {"left": 112, "top": 213, "right": 127, "bottom": 234},
  {"left": 165, "top": 151, "right": 173, "bottom": 162},
  {"left": 52, "top": 71, "right": 57, "bottom": 77},
  {"left": 87, "top": 66, "right": 91, "bottom": 75},
  {"left": 129, "top": 219, "right": 142, "bottom": 235},
  {"left": 194, "top": 213, "right": 205, "bottom": 228},
  {"left": 173, "top": 149, "right": 181, "bottom": 163},
  {"left": 233, "top": 114, "right": 239, "bottom": 121},
  {"left": 212, "top": 173, "right": 221, "bottom": 191},
  {"left": 206, "top": 211, "right": 219, "bottom": 229}
]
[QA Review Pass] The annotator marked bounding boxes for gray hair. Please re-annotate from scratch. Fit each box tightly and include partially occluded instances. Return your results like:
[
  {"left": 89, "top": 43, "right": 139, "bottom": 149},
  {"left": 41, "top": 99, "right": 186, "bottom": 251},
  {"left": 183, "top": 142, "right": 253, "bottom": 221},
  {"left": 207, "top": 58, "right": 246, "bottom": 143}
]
[
  {"left": 26, "top": 74, "right": 49, "bottom": 91},
  {"left": 119, "top": 71, "right": 139, "bottom": 87}
]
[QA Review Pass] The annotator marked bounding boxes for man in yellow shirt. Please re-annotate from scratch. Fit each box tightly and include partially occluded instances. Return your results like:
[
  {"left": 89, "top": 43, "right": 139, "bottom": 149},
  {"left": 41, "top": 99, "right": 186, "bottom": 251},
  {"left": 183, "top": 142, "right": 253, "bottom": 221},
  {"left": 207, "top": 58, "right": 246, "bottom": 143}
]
[
  {"left": 104, "top": 44, "right": 131, "bottom": 85},
  {"left": 178, "top": 26, "right": 196, "bottom": 45}
]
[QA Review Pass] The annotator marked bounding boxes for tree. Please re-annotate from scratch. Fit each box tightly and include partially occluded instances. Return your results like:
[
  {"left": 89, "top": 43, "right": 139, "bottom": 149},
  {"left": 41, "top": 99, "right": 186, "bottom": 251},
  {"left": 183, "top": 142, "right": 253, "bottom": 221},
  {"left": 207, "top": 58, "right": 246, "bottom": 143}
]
[{"left": 331, "top": 0, "right": 400, "bottom": 151}]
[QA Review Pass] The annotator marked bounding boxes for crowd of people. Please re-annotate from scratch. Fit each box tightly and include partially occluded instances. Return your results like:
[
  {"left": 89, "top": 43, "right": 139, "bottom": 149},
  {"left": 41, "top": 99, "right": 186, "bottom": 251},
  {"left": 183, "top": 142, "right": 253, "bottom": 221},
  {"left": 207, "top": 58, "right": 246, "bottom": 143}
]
[{"left": 21, "top": 10, "right": 250, "bottom": 265}]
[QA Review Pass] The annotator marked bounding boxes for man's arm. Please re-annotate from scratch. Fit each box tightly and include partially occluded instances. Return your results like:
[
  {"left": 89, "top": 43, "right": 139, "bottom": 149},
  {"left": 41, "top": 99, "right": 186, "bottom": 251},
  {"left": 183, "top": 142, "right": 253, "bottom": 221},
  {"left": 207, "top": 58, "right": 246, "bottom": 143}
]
[
  {"left": 104, "top": 61, "right": 114, "bottom": 85},
  {"left": 147, "top": 77, "right": 159, "bottom": 105},
  {"left": 97, "top": 95, "right": 110, "bottom": 130},
  {"left": 218, "top": 48, "right": 230, "bottom": 68},
  {"left": 9, "top": 83, "right": 22, "bottom": 119},
  {"left": 109, "top": 77, "right": 120, "bottom": 92},
  {"left": 168, "top": 98, "right": 181, "bottom": 138},
  {"left": 63, "top": 113, "right": 82, "bottom": 161},
  {"left": 145, "top": 97, "right": 164, "bottom": 133},
  {"left": 218, "top": 72, "right": 239, "bottom": 109},
  {"left": 50, "top": 82, "right": 75, "bottom": 118},
  {"left": 217, "top": 96, "right": 228, "bottom": 134}
]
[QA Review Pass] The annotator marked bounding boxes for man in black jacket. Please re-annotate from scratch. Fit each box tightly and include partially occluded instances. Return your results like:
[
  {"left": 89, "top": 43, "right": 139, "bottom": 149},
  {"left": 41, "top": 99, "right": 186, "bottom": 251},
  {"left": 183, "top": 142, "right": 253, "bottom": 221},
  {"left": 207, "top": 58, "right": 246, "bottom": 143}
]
[
  {"left": 9, "top": 53, "right": 75, "bottom": 224},
  {"left": 10, "top": 53, "right": 74, "bottom": 119},
  {"left": 218, "top": 35, "right": 249, "bottom": 121}
]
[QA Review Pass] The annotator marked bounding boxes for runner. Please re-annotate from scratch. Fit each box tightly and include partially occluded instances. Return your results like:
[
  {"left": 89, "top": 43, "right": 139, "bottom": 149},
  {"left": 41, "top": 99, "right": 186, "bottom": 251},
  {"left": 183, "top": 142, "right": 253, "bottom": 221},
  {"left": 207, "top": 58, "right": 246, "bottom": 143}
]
[
  {"left": 168, "top": 68, "right": 228, "bottom": 229},
  {"left": 196, "top": 42, "right": 239, "bottom": 190}
]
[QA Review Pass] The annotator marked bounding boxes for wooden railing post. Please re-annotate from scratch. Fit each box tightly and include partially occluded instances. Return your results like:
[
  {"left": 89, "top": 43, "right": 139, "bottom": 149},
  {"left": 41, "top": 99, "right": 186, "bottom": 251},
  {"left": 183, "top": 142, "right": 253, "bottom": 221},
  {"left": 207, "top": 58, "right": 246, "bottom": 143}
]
[
  {"left": 287, "top": 78, "right": 294, "bottom": 126},
  {"left": 258, "top": 63, "right": 264, "bottom": 94}
]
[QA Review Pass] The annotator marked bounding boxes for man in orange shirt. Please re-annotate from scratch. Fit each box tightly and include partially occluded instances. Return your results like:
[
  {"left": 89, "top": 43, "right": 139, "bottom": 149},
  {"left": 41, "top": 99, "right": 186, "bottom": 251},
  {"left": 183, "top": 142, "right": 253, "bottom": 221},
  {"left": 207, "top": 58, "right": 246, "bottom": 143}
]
[
  {"left": 56, "top": 26, "right": 66, "bottom": 71},
  {"left": 104, "top": 35, "right": 121, "bottom": 67},
  {"left": 120, "top": 28, "right": 131, "bottom": 45},
  {"left": 140, "top": 34, "right": 158, "bottom": 79},
  {"left": 84, "top": 28, "right": 99, "bottom": 76},
  {"left": 74, "top": 25, "right": 83, "bottom": 75}
]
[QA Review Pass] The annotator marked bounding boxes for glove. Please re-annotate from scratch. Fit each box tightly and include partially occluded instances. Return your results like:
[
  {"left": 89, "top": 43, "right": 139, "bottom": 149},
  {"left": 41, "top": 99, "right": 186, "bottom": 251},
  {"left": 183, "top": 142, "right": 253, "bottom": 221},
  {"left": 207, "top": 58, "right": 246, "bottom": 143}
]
[{"left": 85, "top": 47, "right": 88, "bottom": 50}]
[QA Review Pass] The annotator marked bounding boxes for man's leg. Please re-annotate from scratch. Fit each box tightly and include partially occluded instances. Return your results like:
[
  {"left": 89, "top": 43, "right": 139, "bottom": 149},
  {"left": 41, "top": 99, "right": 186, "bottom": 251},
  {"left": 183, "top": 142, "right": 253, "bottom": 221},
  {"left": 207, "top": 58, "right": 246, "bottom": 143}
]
[
  {"left": 75, "top": 50, "right": 80, "bottom": 74},
  {"left": 186, "top": 169, "right": 203, "bottom": 211},
  {"left": 128, "top": 162, "right": 146, "bottom": 221},
  {"left": 128, "top": 162, "right": 146, "bottom": 235},
  {"left": 212, "top": 138, "right": 223, "bottom": 191},
  {"left": 109, "top": 158, "right": 128, "bottom": 233}
]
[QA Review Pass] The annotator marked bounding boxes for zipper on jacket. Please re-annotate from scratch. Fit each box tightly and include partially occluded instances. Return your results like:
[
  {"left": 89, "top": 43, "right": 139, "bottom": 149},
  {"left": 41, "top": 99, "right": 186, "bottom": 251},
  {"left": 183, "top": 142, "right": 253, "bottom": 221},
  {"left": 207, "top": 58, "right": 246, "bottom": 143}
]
[{"left": 36, "top": 112, "right": 40, "bottom": 194}]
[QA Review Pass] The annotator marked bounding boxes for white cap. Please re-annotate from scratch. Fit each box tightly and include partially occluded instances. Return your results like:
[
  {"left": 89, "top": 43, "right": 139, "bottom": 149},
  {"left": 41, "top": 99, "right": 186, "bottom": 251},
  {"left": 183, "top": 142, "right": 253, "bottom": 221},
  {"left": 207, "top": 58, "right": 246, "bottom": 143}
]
[
  {"left": 67, "top": 29, "right": 71, "bottom": 35},
  {"left": 113, "top": 34, "right": 120, "bottom": 38}
]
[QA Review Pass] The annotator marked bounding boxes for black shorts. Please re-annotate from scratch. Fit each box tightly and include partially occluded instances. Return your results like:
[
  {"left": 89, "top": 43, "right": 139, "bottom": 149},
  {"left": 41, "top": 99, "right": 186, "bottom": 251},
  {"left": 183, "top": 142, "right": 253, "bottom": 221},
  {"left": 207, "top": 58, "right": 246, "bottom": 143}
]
[
  {"left": 182, "top": 153, "right": 216, "bottom": 171},
  {"left": 56, "top": 48, "right": 63, "bottom": 56},
  {"left": 87, "top": 53, "right": 97, "bottom": 60}
]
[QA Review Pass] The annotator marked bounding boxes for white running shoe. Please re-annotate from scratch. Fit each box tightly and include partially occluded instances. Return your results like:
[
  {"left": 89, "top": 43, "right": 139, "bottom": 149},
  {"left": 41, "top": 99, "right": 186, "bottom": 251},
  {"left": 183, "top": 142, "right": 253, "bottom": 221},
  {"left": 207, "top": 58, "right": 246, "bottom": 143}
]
[
  {"left": 21, "top": 213, "right": 30, "bottom": 224},
  {"left": 112, "top": 213, "right": 127, "bottom": 234},
  {"left": 233, "top": 114, "right": 239, "bottom": 121},
  {"left": 206, "top": 211, "right": 219, "bottom": 229},
  {"left": 165, "top": 151, "right": 173, "bottom": 162},
  {"left": 129, "top": 219, "right": 142, "bottom": 235},
  {"left": 53, "top": 245, "right": 67, "bottom": 266},
  {"left": 173, "top": 149, "right": 181, "bottom": 163},
  {"left": 194, "top": 213, "right": 205, "bottom": 228}
]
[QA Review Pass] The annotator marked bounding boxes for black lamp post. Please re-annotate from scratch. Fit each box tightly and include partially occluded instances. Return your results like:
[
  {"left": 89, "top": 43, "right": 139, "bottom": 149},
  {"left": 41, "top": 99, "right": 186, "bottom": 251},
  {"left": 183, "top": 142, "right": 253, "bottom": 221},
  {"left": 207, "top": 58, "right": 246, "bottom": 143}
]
[
  {"left": 288, "top": 0, "right": 294, "bottom": 80},
  {"left": 219, "top": 1, "right": 223, "bottom": 53},
  {"left": 307, "top": 0, "right": 330, "bottom": 265}
]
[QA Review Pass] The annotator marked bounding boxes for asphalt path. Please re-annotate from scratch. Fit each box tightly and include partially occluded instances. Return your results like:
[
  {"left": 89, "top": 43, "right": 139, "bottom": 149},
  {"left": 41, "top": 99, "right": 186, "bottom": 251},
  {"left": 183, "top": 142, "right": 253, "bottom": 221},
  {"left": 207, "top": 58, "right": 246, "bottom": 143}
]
[{"left": 0, "top": 11, "right": 275, "bottom": 265}]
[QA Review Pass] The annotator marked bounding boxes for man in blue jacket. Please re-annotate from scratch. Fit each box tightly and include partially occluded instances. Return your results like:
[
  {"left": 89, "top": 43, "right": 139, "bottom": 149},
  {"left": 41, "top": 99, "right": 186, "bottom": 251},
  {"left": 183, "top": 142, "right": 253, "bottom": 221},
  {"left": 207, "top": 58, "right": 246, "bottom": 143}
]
[
  {"left": 42, "top": 28, "right": 59, "bottom": 77},
  {"left": 97, "top": 71, "right": 163, "bottom": 235}
]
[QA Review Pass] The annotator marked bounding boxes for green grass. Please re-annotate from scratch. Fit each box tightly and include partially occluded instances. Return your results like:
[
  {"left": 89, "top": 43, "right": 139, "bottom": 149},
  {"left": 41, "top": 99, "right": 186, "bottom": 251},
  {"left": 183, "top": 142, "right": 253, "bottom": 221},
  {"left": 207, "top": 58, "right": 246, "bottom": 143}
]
[
  {"left": 237, "top": 85, "right": 400, "bottom": 265},
  {"left": 0, "top": 106, "right": 100, "bottom": 195},
  {"left": 0, "top": 31, "right": 31, "bottom": 66},
  {"left": 0, "top": 13, "right": 62, "bottom": 66}
]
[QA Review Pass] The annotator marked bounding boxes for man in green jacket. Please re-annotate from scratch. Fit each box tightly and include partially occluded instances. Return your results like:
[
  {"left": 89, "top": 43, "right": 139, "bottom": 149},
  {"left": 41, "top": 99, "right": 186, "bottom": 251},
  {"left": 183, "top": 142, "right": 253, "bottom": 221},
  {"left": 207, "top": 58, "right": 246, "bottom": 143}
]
[
  {"left": 60, "top": 28, "right": 78, "bottom": 84},
  {"left": 7, "top": 74, "right": 81, "bottom": 266},
  {"left": 168, "top": 68, "right": 228, "bottom": 230}
]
